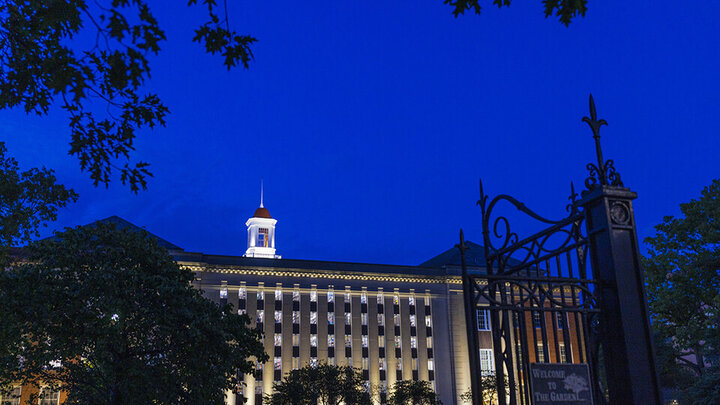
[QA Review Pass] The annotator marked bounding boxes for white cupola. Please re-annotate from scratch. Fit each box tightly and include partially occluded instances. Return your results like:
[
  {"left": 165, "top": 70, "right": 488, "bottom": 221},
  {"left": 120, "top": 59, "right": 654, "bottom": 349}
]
[{"left": 244, "top": 182, "right": 280, "bottom": 259}]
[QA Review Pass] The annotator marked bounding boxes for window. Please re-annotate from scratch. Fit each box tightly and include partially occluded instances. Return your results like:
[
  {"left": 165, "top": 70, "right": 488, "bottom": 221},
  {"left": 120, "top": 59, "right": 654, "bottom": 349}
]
[
  {"left": 275, "top": 289, "right": 282, "bottom": 301},
  {"left": 396, "top": 360, "right": 402, "bottom": 370},
  {"left": 310, "top": 290, "right": 317, "bottom": 302},
  {"left": 328, "top": 289, "right": 334, "bottom": 302},
  {"left": 410, "top": 336, "right": 417, "bottom": 349},
  {"left": 361, "top": 357, "right": 369, "bottom": 370},
  {"left": 394, "top": 336, "right": 401, "bottom": 348},
  {"left": 238, "top": 308, "right": 246, "bottom": 315},
  {"left": 292, "top": 311, "right": 300, "bottom": 324},
  {"left": 274, "top": 357, "right": 282, "bottom": 370},
  {"left": 426, "top": 337, "right": 433, "bottom": 348},
  {"left": 378, "top": 336, "right": 385, "bottom": 348},
  {"left": 361, "top": 313, "right": 368, "bottom": 326},
  {"left": 328, "top": 335, "right": 335, "bottom": 347},
  {"left": 345, "top": 335, "right": 352, "bottom": 347},
  {"left": 310, "top": 312, "right": 317, "bottom": 324},
  {"left": 533, "top": 312, "right": 543, "bottom": 329},
  {"left": 292, "top": 357, "right": 299, "bottom": 370},
  {"left": 362, "top": 335, "right": 368, "bottom": 348},
  {"left": 258, "top": 228, "right": 269, "bottom": 247},
  {"left": 425, "top": 316, "right": 432, "bottom": 327},
  {"left": 477, "top": 309, "right": 491, "bottom": 331},
  {"left": 428, "top": 359, "right": 434, "bottom": 371},
  {"left": 310, "top": 357, "right": 318, "bottom": 367},
  {"left": 274, "top": 334, "right": 282, "bottom": 346},
  {"left": 0, "top": 386, "right": 21, "bottom": 405},
  {"left": 39, "top": 388, "right": 60, "bottom": 405},
  {"left": 536, "top": 343, "right": 545, "bottom": 362},
  {"left": 479, "top": 349, "right": 495, "bottom": 376},
  {"left": 409, "top": 296, "right": 415, "bottom": 306},
  {"left": 292, "top": 334, "right": 299, "bottom": 346},
  {"left": 257, "top": 290, "right": 264, "bottom": 301},
  {"left": 256, "top": 310, "right": 264, "bottom": 324},
  {"left": 293, "top": 290, "right": 300, "bottom": 301},
  {"left": 220, "top": 287, "right": 227, "bottom": 299},
  {"left": 239, "top": 287, "right": 246, "bottom": 299},
  {"left": 310, "top": 335, "right": 318, "bottom": 347},
  {"left": 345, "top": 292, "right": 351, "bottom": 302},
  {"left": 379, "top": 359, "right": 385, "bottom": 370},
  {"left": 559, "top": 343, "right": 567, "bottom": 363},
  {"left": 345, "top": 312, "right": 351, "bottom": 325},
  {"left": 327, "top": 312, "right": 335, "bottom": 324},
  {"left": 377, "top": 314, "right": 384, "bottom": 325},
  {"left": 361, "top": 293, "right": 367, "bottom": 304},
  {"left": 377, "top": 293, "right": 384, "bottom": 303},
  {"left": 393, "top": 295, "right": 399, "bottom": 305},
  {"left": 274, "top": 311, "right": 282, "bottom": 323},
  {"left": 557, "top": 313, "right": 564, "bottom": 330},
  {"left": 409, "top": 315, "right": 416, "bottom": 327}
]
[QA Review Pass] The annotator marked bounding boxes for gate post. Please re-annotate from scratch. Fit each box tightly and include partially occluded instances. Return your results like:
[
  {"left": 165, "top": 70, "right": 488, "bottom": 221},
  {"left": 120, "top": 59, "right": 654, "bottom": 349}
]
[{"left": 577, "top": 95, "right": 662, "bottom": 405}]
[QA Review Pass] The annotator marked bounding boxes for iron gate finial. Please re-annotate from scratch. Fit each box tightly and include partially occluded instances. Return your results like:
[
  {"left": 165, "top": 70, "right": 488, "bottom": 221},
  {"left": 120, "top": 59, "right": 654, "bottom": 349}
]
[
  {"left": 583, "top": 94, "right": 623, "bottom": 192},
  {"left": 567, "top": 181, "right": 579, "bottom": 213}
]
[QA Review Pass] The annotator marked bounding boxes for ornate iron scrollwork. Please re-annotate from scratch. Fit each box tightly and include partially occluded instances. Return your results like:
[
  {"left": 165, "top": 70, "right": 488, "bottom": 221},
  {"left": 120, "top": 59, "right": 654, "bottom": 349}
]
[{"left": 477, "top": 180, "right": 586, "bottom": 276}]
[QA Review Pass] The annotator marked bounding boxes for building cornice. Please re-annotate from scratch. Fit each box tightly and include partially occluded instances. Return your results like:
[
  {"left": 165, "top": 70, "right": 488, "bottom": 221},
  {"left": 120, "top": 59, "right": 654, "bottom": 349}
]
[{"left": 179, "top": 262, "right": 465, "bottom": 285}]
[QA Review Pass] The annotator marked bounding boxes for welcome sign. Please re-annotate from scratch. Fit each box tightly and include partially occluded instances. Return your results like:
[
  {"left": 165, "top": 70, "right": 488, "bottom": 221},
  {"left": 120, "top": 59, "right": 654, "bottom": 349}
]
[{"left": 529, "top": 363, "right": 594, "bottom": 405}]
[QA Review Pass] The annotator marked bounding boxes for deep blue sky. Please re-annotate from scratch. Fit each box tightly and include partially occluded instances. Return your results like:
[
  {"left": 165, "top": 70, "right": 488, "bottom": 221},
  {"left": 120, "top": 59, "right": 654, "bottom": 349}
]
[{"left": 3, "top": 1, "right": 719, "bottom": 265}]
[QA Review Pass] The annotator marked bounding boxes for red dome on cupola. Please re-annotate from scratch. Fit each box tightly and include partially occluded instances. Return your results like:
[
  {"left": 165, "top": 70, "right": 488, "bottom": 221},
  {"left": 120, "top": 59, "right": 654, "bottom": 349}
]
[{"left": 253, "top": 207, "right": 272, "bottom": 219}]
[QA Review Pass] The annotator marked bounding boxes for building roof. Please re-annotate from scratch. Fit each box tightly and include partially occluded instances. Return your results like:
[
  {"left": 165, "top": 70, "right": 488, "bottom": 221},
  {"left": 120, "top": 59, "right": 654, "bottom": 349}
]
[
  {"left": 55, "top": 216, "right": 185, "bottom": 251},
  {"left": 173, "top": 252, "right": 451, "bottom": 277},
  {"left": 53, "top": 216, "right": 496, "bottom": 277},
  {"left": 419, "top": 240, "right": 487, "bottom": 268},
  {"left": 253, "top": 207, "right": 272, "bottom": 218}
]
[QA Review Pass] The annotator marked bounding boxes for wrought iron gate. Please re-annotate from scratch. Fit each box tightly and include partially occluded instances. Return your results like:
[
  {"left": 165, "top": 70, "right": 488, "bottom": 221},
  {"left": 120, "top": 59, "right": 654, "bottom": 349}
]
[{"left": 461, "top": 96, "right": 663, "bottom": 405}]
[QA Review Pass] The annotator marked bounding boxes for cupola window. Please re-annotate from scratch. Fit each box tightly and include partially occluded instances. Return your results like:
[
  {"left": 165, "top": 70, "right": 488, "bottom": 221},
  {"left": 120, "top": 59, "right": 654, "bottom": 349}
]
[{"left": 258, "top": 228, "right": 269, "bottom": 247}]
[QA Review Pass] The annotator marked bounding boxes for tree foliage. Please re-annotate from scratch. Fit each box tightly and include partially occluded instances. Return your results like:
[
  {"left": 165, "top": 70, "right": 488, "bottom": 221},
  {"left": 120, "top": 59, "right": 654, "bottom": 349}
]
[
  {"left": 644, "top": 179, "right": 720, "bottom": 404},
  {"left": 0, "top": 223, "right": 267, "bottom": 404},
  {"left": 460, "top": 374, "right": 507, "bottom": 404},
  {"left": 264, "top": 363, "right": 371, "bottom": 405},
  {"left": 0, "top": 141, "right": 77, "bottom": 251},
  {"left": 388, "top": 380, "right": 442, "bottom": 405},
  {"left": 0, "top": 0, "right": 255, "bottom": 192},
  {"left": 444, "top": 0, "right": 588, "bottom": 26}
]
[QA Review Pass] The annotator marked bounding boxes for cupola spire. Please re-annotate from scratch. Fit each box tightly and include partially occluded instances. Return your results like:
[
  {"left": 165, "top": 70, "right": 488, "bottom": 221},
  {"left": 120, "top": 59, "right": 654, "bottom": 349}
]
[{"left": 260, "top": 178, "right": 264, "bottom": 208}]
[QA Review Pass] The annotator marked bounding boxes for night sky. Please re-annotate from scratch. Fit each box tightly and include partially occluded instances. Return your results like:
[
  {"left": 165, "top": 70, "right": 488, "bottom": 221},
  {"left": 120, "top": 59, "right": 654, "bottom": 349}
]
[{"left": 3, "top": 2, "right": 719, "bottom": 265}]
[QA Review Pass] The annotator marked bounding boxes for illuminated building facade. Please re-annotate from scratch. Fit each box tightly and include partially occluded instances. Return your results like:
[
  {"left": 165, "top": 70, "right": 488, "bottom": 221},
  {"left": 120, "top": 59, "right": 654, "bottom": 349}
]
[{"left": 170, "top": 200, "right": 498, "bottom": 405}]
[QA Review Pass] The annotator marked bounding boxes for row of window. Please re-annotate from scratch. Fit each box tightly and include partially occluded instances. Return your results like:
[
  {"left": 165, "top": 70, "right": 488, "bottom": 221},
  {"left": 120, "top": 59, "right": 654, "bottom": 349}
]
[
  {"left": 234, "top": 287, "right": 428, "bottom": 307},
  {"left": 244, "top": 293, "right": 431, "bottom": 335},
  {"left": 0, "top": 387, "right": 60, "bottom": 405},
  {"left": 476, "top": 309, "right": 568, "bottom": 330},
  {"left": 534, "top": 342, "right": 567, "bottom": 363}
]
